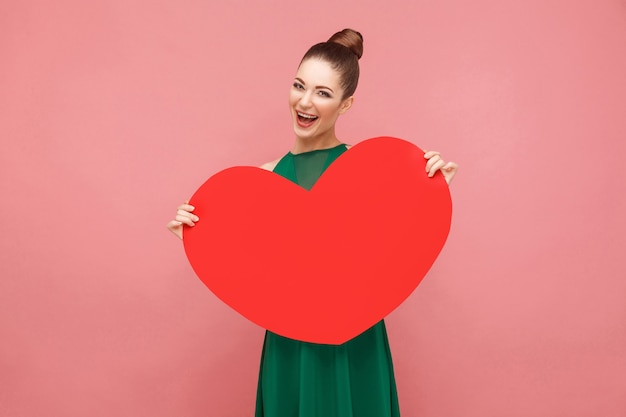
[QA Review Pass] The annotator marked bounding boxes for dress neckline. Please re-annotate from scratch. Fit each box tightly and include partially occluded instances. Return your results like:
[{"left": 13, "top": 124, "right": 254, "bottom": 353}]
[{"left": 288, "top": 143, "right": 347, "bottom": 156}]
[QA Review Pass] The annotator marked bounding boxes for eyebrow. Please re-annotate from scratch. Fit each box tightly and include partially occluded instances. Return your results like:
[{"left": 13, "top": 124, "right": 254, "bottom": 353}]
[{"left": 295, "top": 78, "right": 335, "bottom": 93}]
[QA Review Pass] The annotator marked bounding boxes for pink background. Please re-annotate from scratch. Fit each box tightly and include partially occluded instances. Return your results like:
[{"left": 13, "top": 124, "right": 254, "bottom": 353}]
[{"left": 1, "top": 0, "right": 625, "bottom": 416}]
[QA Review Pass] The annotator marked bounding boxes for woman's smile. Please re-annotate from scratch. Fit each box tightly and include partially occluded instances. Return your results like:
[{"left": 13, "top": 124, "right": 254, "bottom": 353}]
[{"left": 295, "top": 111, "right": 319, "bottom": 127}]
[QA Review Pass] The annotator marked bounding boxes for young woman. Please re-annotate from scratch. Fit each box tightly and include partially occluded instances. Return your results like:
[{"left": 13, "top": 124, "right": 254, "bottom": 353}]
[{"left": 167, "top": 29, "right": 458, "bottom": 417}]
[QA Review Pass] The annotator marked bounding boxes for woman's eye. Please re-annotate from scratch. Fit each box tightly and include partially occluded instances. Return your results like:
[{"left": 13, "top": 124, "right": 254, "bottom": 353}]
[
  {"left": 318, "top": 90, "right": 331, "bottom": 97},
  {"left": 293, "top": 82, "right": 304, "bottom": 90}
]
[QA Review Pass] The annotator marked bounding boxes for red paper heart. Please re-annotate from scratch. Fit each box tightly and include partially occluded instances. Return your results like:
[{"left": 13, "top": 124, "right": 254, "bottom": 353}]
[{"left": 183, "top": 137, "right": 452, "bottom": 344}]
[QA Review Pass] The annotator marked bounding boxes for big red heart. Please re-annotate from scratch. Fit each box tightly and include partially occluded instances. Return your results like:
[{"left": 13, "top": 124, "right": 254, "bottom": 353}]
[{"left": 183, "top": 137, "right": 452, "bottom": 344}]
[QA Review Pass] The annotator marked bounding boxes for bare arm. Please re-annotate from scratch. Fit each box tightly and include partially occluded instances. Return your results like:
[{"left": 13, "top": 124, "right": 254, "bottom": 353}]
[
  {"left": 167, "top": 159, "right": 281, "bottom": 240},
  {"left": 260, "top": 158, "right": 280, "bottom": 171}
]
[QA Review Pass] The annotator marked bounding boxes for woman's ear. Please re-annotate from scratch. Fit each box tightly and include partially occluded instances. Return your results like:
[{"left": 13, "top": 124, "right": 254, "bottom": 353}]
[{"left": 339, "top": 96, "right": 354, "bottom": 114}]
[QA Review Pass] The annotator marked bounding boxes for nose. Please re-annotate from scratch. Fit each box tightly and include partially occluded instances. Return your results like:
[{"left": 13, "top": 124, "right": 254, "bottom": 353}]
[{"left": 298, "top": 90, "right": 313, "bottom": 108}]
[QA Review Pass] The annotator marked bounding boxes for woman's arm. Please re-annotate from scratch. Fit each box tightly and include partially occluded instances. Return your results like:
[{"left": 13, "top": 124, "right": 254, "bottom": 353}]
[{"left": 168, "top": 159, "right": 281, "bottom": 239}]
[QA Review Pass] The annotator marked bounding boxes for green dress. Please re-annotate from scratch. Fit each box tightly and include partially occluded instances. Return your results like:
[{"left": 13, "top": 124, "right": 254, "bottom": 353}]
[{"left": 254, "top": 144, "right": 401, "bottom": 417}]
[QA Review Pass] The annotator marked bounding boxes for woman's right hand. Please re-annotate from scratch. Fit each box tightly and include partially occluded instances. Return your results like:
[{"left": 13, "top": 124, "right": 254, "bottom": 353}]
[{"left": 166, "top": 202, "right": 199, "bottom": 240}]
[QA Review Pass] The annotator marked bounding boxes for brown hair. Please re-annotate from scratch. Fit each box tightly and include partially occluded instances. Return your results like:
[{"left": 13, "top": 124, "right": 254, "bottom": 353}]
[{"left": 300, "top": 29, "right": 364, "bottom": 99}]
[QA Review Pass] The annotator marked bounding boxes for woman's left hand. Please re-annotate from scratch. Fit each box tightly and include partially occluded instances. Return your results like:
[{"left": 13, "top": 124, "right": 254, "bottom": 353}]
[{"left": 424, "top": 150, "right": 458, "bottom": 185}]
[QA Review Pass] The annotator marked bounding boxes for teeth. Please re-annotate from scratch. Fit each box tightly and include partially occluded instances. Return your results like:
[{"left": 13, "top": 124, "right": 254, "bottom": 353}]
[{"left": 298, "top": 112, "right": 318, "bottom": 119}]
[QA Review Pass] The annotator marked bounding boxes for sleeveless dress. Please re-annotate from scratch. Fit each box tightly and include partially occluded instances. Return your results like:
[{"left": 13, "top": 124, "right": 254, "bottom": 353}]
[{"left": 254, "top": 144, "right": 401, "bottom": 417}]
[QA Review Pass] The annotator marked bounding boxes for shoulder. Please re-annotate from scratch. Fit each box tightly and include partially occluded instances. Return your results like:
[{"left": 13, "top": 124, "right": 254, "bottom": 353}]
[{"left": 260, "top": 158, "right": 281, "bottom": 171}]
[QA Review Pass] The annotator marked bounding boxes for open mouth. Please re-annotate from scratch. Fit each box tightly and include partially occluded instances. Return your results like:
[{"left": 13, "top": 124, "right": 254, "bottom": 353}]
[{"left": 297, "top": 111, "right": 318, "bottom": 125}]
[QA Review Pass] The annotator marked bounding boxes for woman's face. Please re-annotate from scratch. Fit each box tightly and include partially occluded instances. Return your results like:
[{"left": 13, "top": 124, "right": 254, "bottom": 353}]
[{"left": 289, "top": 58, "right": 353, "bottom": 142}]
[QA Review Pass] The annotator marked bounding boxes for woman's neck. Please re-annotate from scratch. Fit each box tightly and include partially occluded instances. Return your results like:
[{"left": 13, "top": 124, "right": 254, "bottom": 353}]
[{"left": 291, "top": 134, "right": 342, "bottom": 155}]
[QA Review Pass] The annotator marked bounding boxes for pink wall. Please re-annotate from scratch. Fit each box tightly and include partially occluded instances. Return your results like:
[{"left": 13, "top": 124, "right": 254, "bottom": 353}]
[{"left": 2, "top": 1, "right": 625, "bottom": 416}]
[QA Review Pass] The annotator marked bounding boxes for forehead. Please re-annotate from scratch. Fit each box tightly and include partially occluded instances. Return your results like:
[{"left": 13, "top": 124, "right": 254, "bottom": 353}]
[{"left": 295, "top": 58, "right": 342, "bottom": 89}]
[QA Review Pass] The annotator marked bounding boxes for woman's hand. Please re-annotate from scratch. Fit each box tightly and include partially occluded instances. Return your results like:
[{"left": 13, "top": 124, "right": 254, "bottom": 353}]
[
  {"left": 424, "top": 150, "right": 458, "bottom": 185},
  {"left": 166, "top": 202, "right": 199, "bottom": 240}
]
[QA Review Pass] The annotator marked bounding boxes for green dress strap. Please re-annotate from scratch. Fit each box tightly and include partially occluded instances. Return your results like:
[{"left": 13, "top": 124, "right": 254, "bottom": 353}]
[{"left": 254, "top": 144, "right": 401, "bottom": 417}]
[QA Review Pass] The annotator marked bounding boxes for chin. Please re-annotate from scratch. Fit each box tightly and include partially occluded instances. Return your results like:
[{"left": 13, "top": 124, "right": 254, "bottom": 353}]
[{"left": 293, "top": 126, "right": 314, "bottom": 140}]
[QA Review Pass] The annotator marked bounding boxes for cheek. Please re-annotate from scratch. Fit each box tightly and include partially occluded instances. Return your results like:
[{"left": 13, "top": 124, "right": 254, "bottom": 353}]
[
  {"left": 288, "top": 89, "right": 300, "bottom": 106},
  {"left": 318, "top": 102, "right": 341, "bottom": 119},
  {"left": 311, "top": 98, "right": 325, "bottom": 110}
]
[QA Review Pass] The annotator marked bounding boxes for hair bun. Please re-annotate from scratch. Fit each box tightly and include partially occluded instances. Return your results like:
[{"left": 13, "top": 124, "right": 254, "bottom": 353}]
[{"left": 327, "top": 28, "right": 363, "bottom": 60}]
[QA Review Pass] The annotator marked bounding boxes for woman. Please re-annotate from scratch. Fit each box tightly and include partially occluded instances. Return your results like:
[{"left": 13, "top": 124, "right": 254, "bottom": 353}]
[{"left": 167, "top": 29, "right": 458, "bottom": 417}]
